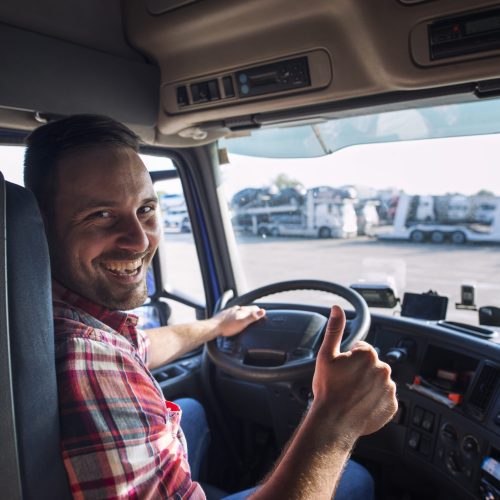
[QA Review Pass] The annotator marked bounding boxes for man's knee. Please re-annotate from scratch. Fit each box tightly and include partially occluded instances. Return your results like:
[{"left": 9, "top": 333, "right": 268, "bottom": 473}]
[
  {"left": 175, "top": 398, "right": 206, "bottom": 420},
  {"left": 335, "top": 459, "right": 375, "bottom": 500}
]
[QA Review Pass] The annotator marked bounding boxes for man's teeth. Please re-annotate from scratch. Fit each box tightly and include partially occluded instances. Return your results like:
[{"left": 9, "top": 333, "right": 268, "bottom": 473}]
[{"left": 104, "top": 259, "right": 142, "bottom": 273}]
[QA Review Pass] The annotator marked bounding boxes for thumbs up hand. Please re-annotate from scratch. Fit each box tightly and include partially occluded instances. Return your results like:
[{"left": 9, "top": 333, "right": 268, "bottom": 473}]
[{"left": 311, "top": 306, "right": 398, "bottom": 440}]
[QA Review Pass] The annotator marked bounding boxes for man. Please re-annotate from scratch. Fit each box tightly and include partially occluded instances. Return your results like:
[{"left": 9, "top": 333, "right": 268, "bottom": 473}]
[{"left": 24, "top": 114, "right": 397, "bottom": 499}]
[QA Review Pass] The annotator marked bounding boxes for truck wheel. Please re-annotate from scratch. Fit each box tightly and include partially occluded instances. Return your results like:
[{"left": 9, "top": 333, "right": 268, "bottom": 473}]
[
  {"left": 258, "top": 226, "right": 270, "bottom": 237},
  {"left": 430, "top": 231, "right": 445, "bottom": 243},
  {"left": 318, "top": 227, "right": 331, "bottom": 238},
  {"left": 410, "top": 230, "right": 425, "bottom": 243},
  {"left": 451, "top": 231, "right": 466, "bottom": 244},
  {"left": 270, "top": 227, "right": 280, "bottom": 237}
]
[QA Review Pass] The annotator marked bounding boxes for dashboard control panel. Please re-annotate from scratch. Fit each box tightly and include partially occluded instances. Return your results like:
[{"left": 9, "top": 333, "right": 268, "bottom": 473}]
[{"left": 369, "top": 317, "right": 500, "bottom": 499}]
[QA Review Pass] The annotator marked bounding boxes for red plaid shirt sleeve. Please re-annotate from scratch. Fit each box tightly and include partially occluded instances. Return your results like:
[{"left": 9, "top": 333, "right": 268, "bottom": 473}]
[
  {"left": 53, "top": 283, "right": 205, "bottom": 500},
  {"left": 136, "top": 326, "right": 151, "bottom": 367}
]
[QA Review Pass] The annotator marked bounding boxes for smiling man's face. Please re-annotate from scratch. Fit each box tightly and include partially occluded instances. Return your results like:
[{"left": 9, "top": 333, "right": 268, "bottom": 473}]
[{"left": 48, "top": 146, "right": 160, "bottom": 310}]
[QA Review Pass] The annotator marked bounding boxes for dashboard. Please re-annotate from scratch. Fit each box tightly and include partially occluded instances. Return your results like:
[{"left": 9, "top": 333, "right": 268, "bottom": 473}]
[
  {"left": 153, "top": 307, "right": 500, "bottom": 500},
  {"left": 363, "top": 314, "right": 500, "bottom": 500}
]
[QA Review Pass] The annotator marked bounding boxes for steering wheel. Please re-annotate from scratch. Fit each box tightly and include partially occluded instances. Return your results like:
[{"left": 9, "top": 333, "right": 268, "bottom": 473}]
[{"left": 206, "top": 279, "right": 370, "bottom": 382}]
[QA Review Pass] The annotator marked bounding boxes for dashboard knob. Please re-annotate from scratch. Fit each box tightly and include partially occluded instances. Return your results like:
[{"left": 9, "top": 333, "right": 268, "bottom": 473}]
[
  {"left": 446, "top": 451, "right": 461, "bottom": 475},
  {"left": 462, "top": 435, "right": 480, "bottom": 455},
  {"left": 441, "top": 422, "right": 458, "bottom": 442},
  {"left": 384, "top": 347, "right": 408, "bottom": 365}
]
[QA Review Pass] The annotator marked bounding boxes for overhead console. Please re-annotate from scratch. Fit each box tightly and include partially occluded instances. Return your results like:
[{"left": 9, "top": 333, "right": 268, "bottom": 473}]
[
  {"left": 122, "top": 0, "right": 500, "bottom": 142},
  {"left": 429, "top": 8, "right": 500, "bottom": 61},
  {"left": 411, "top": 5, "right": 500, "bottom": 66},
  {"left": 163, "top": 51, "right": 331, "bottom": 114}
]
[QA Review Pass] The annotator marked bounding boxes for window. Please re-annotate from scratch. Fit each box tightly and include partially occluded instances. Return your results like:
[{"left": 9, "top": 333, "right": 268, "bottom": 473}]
[
  {"left": 0, "top": 146, "right": 204, "bottom": 325},
  {"left": 220, "top": 99, "right": 500, "bottom": 324},
  {"left": 141, "top": 154, "right": 204, "bottom": 324},
  {"left": 0, "top": 145, "right": 25, "bottom": 186}
]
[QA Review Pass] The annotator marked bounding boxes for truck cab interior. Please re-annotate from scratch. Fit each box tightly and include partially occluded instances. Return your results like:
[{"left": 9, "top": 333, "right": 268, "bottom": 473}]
[{"left": 2, "top": 1, "right": 500, "bottom": 499}]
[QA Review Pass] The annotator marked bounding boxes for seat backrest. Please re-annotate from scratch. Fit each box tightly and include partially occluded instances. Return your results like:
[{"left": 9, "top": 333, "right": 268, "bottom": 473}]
[{"left": 0, "top": 178, "right": 72, "bottom": 499}]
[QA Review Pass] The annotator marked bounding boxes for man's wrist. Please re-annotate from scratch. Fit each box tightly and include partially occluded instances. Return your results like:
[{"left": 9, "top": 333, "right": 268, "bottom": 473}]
[
  {"left": 305, "top": 403, "right": 360, "bottom": 451},
  {"left": 204, "top": 316, "right": 224, "bottom": 340}
]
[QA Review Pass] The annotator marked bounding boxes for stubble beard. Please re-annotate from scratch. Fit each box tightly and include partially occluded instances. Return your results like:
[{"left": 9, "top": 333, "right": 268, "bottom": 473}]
[
  {"left": 52, "top": 248, "right": 154, "bottom": 311},
  {"left": 91, "top": 250, "right": 154, "bottom": 310},
  {"left": 94, "top": 277, "right": 149, "bottom": 311}
]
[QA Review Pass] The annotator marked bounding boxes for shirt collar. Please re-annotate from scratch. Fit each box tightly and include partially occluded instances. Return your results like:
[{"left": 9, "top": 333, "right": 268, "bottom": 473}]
[{"left": 52, "top": 280, "right": 139, "bottom": 333}]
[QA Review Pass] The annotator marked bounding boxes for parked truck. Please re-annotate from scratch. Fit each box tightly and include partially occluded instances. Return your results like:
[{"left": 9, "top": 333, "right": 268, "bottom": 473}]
[
  {"left": 378, "top": 193, "right": 500, "bottom": 244},
  {"left": 160, "top": 194, "right": 191, "bottom": 232},
  {"left": 231, "top": 186, "right": 358, "bottom": 238}
]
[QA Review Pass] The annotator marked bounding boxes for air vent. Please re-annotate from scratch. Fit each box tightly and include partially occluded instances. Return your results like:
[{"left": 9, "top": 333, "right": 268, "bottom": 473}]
[{"left": 467, "top": 363, "right": 500, "bottom": 420}]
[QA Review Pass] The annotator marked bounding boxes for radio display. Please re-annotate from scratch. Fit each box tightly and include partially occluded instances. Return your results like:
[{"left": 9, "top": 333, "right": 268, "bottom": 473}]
[
  {"left": 465, "top": 15, "right": 500, "bottom": 36},
  {"left": 430, "top": 8, "right": 500, "bottom": 60},
  {"left": 249, "top": 72, "right": 279, "bottom": 87},
  {"left": 236, "top": 56, "right": 310, "bottom": 98}
]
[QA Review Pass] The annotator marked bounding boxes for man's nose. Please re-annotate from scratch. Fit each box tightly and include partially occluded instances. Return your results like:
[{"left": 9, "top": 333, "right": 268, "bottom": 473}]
[{"left": 115, "top": 216, "right": 150, "bottom": 253}]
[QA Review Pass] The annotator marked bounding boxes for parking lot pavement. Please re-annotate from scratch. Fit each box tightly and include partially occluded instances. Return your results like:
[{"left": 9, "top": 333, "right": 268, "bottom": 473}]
[{"left": 162, "top": 233, "right": 500, "bottom": 324}]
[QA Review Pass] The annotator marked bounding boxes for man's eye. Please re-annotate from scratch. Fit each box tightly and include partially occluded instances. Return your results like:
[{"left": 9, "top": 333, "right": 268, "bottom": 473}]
[
  {"left": 89, "top": 210, "right": 111, "bottom": 219},
  {"left": 139, "top": 205, "right": 155, "bottom": 215}
]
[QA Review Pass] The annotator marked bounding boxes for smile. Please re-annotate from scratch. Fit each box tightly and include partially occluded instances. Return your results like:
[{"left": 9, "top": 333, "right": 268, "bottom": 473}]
[{"left": 102, "top": 258, "right": 143, "bottom": 276}]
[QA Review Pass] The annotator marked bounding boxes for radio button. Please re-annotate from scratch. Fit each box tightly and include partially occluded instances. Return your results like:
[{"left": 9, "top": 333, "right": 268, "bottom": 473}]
[
  {"left": 408, "top": 430, "right": 421, "bottom": 450},
  {"left": 191, "top": 82, "right": 209, "bottom": 103},
  {"left": 412, "top": 406, "right": 424, "bottom": 427},
  {"left": 223, "top": 76, "right": 235, "bottom": 98},
  {"left": 422, "top": 411, "right": 435, "bottom": 432},
  {"left": 207, "top": 80, "right": 220, "bottom": 100},
  {"left": 176, "top": 86, "right": 189, "bottom": 107}
]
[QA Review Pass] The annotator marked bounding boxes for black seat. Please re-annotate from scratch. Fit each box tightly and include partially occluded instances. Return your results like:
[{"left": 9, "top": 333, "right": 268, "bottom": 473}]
[{"left": 0, "top": 179, "right": 71, "bottom": 499}]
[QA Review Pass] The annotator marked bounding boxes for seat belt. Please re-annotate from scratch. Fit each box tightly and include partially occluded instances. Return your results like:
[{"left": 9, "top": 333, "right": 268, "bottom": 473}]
[{"left": 0, "top": 173, "right": 23, "bottom": 499}]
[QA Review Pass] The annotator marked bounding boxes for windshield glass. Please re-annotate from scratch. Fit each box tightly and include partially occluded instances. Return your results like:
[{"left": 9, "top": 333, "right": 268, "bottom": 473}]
[
  {"left": 222, "top": 99, "right": 500, "bottom": 158},
  {"left": 219, "top": 99, "right": 500, "bottom": 325}
]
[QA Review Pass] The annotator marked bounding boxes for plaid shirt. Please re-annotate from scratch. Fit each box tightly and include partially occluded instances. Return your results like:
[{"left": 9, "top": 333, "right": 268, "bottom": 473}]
[{"left": 53, "top": 281, "right": 205, "bottom": 499}]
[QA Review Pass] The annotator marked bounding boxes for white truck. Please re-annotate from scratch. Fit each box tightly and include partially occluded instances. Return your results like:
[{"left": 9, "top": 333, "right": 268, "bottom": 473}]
[
  {"left": 379, "top": 193, "right": 500, "bottom": 244},
  {"left": 232, "top": 186, "right": 358, "bottom": 238},
  {"left": 160, "top": 194, "right": 191, "bottom": 232}
]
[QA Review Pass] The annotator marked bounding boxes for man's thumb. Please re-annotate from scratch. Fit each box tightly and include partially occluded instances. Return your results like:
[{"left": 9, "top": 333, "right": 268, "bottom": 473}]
[{"left": 318, "top": 305, "right": 346, "bottom": 358}]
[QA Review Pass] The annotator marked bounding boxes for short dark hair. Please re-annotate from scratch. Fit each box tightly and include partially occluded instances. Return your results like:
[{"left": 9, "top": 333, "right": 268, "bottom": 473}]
[{"left": 24, "top": 114, "right": 140, "bottom": 215}]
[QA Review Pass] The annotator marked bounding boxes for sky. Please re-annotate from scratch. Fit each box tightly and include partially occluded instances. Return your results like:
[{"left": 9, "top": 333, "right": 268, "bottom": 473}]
[
  {"left": 3, "top": 133, "right": 500, "bottom": 198},
  {"left": 1, "top": 146, "right": 25, "bottom": 186},
  {"left": 221, "top": 134, "right": 500, "bottom": 198}
]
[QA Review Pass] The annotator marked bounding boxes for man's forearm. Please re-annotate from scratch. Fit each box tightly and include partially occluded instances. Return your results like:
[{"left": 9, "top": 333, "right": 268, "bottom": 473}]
[
  {"left": 145, "top": 318, "right": 219, "bottom": 369},
  {"left": 144, "top": 305, "right": 265, "bottom": 370},
  {"left": 251, "top": 407, "right": 356, "bottom": 500}
]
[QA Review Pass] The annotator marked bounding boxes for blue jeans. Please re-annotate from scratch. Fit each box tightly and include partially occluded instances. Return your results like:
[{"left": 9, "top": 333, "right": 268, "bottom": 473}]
[
  {"left": 219, "top": 461, "right": 374, "bottom": 500},
  {"left": 177, "top": 398, "right": 375, "bottom": 500},
  {"left": 175, "top": 398, "right": 211, "bottom": 481}
]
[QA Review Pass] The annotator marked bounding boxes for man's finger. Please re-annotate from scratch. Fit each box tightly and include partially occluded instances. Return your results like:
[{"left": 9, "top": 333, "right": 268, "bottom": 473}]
[
  {"left": 350, "top": 341, "right": 373, "bottom": 352},
  {"left": 318, "top": 305, "right": 346, "bottom": 359},
  {"left": 238, "top": 307, "right": 265, "bottom": 326},
  {"left": 247, "top": 308, "right": 265, "bottom": 321}
]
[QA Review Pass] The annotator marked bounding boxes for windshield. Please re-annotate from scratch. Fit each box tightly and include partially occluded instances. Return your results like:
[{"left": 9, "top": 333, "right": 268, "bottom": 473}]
[{"left": 219, "top": 99, "right": 500, "bottom": 325}]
